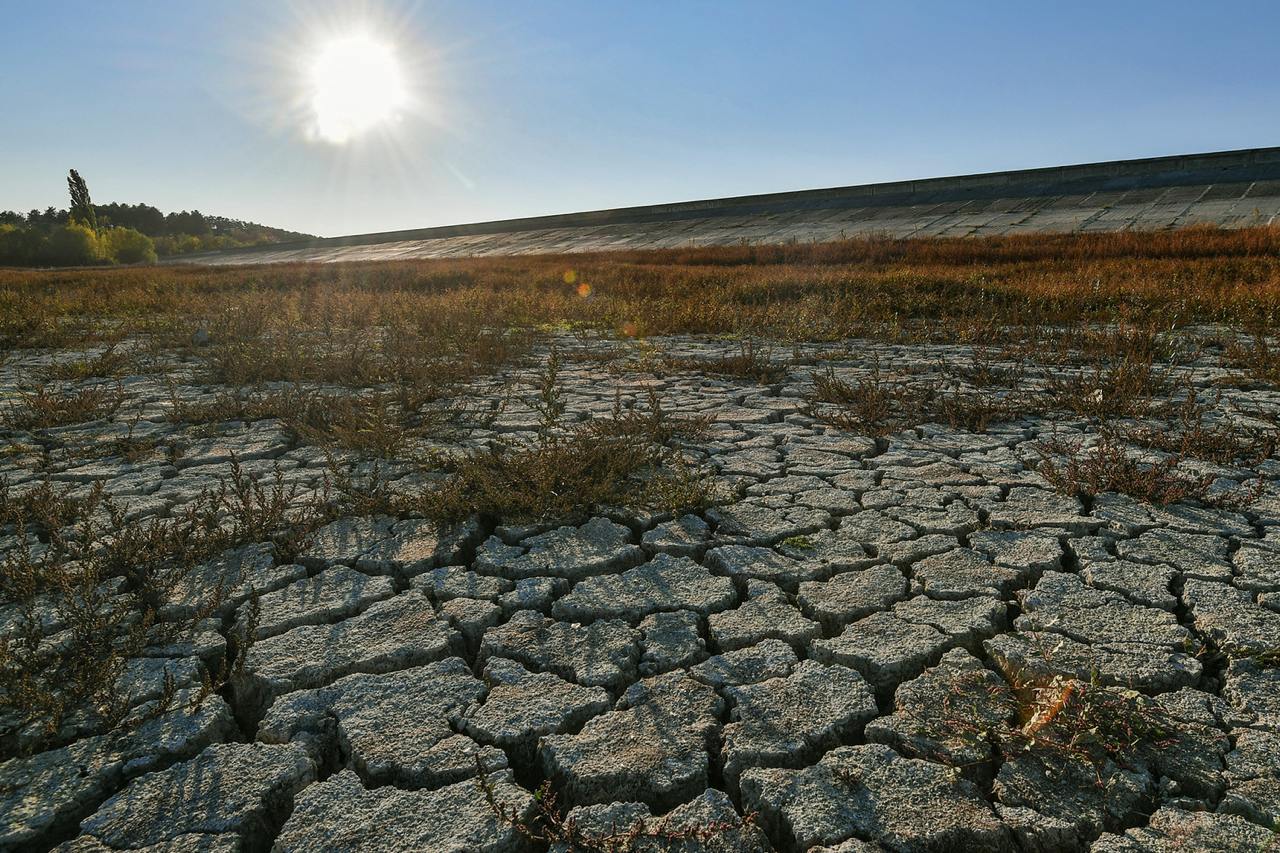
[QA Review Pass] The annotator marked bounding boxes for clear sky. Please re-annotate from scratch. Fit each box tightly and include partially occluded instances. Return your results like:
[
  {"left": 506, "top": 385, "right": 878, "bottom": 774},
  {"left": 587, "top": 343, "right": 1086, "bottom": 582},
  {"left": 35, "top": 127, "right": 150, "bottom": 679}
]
[{"left": 3, "top": 1, "right": 1276, "bottom": 237}]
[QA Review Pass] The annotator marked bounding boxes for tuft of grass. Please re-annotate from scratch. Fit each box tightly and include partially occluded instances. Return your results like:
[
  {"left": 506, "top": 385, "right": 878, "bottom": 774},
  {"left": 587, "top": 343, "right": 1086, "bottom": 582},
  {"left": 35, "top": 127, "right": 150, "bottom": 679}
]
[
  {"left": 1037, "top": 435, "right": 1219, "bottom": 506},
  {"left": 1225, "top": 332, "right": 1280, "bottom": 384},
  {"left": 3, "top": 381, "right": 125, "bottom": 430},
  {"left": 0, "top": 460, "right": 327, "bottom": 753},
  {"left": 665, "top": 339, "right": 787, "bottom": 383},
  {"left": 41, "top": 347, "right": 133, "bottom": 382},
  {"left": 1120, "top": 385, "right": 1278, "bottom": 466},
  {"left": 420, "top": 356, "right": 716, "bottom": 524},
  {"left": 804, "top": 362, "right": 925, "bottom": 436}
]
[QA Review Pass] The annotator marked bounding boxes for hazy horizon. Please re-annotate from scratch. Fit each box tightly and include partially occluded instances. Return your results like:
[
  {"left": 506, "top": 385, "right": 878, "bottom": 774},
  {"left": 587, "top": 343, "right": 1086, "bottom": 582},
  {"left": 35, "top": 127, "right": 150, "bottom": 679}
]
[{"left": 4, "top": 1, "right": 1278, "bottom": 238}]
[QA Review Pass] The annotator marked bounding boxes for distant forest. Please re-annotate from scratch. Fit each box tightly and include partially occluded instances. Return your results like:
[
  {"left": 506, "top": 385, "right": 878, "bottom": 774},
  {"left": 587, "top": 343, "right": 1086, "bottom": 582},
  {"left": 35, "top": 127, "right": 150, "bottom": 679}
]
[{"left": 1, "top": 170, "right": 313, "bottom": 267}]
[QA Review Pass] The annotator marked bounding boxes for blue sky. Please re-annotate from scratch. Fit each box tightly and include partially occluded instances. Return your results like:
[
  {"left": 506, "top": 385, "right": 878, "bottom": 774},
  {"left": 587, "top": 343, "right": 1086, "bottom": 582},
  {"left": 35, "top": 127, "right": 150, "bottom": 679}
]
[{"left": 2, "top": 1, "right": 1276, "bottom": 237}]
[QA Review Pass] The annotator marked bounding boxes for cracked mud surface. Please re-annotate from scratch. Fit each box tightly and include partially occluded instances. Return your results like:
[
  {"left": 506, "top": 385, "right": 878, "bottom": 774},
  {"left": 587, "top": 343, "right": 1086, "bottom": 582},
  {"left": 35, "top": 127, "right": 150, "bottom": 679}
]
[{"left": 3, "top": 334, "right": 1280, "bottom": 852}]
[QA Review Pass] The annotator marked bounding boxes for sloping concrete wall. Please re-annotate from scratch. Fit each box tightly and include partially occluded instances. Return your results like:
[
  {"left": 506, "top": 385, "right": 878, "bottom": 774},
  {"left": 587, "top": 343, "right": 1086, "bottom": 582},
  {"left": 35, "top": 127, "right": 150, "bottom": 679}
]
[{"left": 182, "top": 147, "right": 1280, "bottom": 265}]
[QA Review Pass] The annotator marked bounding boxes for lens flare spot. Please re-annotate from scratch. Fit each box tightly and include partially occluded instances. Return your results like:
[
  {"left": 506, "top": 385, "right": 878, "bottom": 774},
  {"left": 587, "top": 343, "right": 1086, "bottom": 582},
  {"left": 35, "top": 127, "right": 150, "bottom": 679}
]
[
  {"left": 576, "top": 282, "right": 592, "bottom": 298},
  {"left": 563, "top": 270, "right": 578, "bottom": 284}
]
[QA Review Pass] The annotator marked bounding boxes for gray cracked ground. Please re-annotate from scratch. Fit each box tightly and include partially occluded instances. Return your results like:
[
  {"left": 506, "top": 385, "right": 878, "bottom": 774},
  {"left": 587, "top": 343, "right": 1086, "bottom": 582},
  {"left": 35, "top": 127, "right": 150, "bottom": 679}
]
[{"left": 2, "top": 334, "right": 1279, "bottom": 852}]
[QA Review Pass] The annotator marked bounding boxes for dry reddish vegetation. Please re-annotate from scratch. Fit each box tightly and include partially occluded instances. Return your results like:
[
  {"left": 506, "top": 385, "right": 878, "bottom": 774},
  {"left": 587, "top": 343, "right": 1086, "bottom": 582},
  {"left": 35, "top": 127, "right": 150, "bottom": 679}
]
[{"left": 3, "top": 224, "right": 1280, "bottom": 354}]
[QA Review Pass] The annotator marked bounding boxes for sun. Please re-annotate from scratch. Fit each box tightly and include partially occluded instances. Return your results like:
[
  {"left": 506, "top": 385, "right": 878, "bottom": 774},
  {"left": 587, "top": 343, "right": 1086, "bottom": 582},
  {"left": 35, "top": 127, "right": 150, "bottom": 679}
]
[{"left": 306, "top": 32, "right": 408, "bottom": 144}]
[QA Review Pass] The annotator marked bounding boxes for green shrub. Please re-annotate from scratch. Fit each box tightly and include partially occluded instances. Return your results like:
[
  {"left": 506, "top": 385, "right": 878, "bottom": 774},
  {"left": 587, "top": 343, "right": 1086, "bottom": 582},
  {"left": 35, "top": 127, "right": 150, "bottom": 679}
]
[
  {"left": 102, "top": 226, "right": 157, "bottom": 264},
  {"left": 44, "top": 223, "right": 102, "bottom": 266},
  {"left": 0, "top": 224, "right": 49, "bottom": 266}
]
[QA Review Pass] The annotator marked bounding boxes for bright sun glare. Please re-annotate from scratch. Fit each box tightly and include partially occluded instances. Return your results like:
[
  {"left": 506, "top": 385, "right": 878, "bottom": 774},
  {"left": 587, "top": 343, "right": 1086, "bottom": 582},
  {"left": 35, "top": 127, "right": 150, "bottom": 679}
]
[{"left": 307, "top": 33, "right": 408, "bottom": 144}]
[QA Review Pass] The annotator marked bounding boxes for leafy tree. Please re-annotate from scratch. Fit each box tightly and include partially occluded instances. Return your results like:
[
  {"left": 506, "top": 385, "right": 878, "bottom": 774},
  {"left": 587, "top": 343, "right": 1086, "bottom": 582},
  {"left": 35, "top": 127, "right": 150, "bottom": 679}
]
[
  {"left": 67, "top": 169, "right": 98, "bottom": 233},
  {"left": 0, "top": 224, "right": 48, "bottom": 265},
  {"left": 45, "top": 223, "right": 101, "bottom": 266},
  {"left": 101, "top": 226, "right": 157, "bottom": 264}
]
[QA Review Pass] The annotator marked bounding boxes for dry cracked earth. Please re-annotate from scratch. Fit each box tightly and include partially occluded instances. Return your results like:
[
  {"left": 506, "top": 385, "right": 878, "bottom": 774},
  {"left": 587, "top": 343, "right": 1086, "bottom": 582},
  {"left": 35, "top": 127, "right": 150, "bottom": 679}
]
[{"left": 2, "top": 335, "right": 1280, "bottom": 852}]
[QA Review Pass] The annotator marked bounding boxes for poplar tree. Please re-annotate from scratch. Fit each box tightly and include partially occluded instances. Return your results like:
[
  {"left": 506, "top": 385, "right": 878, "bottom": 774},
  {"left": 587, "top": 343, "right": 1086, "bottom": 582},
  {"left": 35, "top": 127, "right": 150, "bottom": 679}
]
[{"left": 67, "top": 169, "right": 98, "bottom": 233}]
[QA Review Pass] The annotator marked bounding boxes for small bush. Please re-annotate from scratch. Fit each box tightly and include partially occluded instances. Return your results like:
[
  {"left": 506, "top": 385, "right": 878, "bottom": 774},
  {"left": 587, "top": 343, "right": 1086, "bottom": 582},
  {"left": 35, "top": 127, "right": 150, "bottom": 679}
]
[
  {"left": 3, "top": 381, "right": 125, "bottom": 430},
  {"left": 44, "top": 223, "right": 102, "bottom": 266},
  {"left": 1037, "top": 436, "right": 1217, "bottom": 506},
  {"left": 101, "top": 227, "right": 157, "bottom": 265}
]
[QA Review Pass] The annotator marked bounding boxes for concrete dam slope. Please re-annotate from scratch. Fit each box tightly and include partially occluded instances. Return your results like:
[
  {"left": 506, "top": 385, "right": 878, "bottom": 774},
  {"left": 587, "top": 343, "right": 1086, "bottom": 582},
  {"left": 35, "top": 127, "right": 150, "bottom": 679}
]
[{"left": 187, "top": 147, "right": 1280, "bottom": 265}]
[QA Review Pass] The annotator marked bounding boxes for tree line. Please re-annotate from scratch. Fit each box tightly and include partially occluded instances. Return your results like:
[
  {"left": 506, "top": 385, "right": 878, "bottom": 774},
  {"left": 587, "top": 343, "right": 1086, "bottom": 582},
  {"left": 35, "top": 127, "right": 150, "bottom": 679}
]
[{"left": 0, "top": 170, "right": 312, "bottom": 267}]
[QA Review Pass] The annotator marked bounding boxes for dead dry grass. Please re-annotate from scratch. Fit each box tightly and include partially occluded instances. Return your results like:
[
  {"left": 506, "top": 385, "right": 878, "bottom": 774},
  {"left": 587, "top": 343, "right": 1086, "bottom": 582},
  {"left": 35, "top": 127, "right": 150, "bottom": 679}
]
[{"left": 3, "top": 225, "right": 1280, "bottom": 354}]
